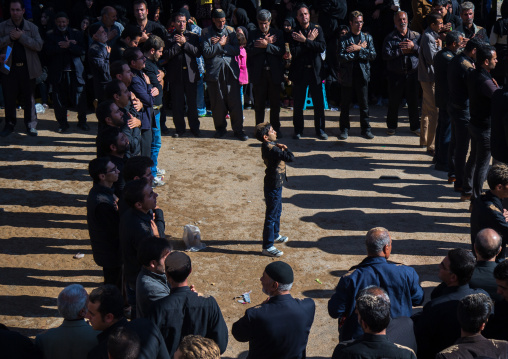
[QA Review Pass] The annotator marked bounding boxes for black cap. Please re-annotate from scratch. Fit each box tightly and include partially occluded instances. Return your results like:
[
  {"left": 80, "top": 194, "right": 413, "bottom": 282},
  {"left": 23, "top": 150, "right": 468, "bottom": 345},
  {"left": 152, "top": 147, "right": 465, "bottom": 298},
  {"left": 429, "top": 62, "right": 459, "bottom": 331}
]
[{"left": 265, "top": 261, "right": 293, "bottom": 284}]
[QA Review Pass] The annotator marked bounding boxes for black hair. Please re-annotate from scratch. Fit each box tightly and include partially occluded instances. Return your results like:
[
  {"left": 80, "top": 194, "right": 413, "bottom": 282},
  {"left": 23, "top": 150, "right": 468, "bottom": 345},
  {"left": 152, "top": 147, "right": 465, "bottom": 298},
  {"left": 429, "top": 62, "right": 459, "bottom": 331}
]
[
  {"left": 166, "top": 253, "right": 192, "bottom": 283},
  {"left": 255, "top": 122, "right": 272, "bottom": 142},
  {"left": 133, "top": 0, "right": 148, "bottom": 9},
  {"left": 123, "top": 47, "right": 143, "bottom": 67},
  {"left": 137, "top": 237, "right": 172, "bottom": 266},
  {"left": 88, "top": 285, "right": 124, "bottom": 320},
  {"left": 123, "top": 177, "right": 149, "bottom": 208},
  {"left": 448, "top": 248, "right": 476, "bottom": 286},
  {"left": 104, "top": 80, "right": 124, "bottom": 100},
  {"left": 356, "top": 286, "right": 391, "bottom": 333},
  {"left": 108, "top": 327, "right": 140, "bottom": 359},
  {"left": 465, "top": 37, "right": 482, "bottom": 53},
  {"left": 494, "top": 260, "right": 508, "bottom": 281},
  {"left": 96, "top": 126, "right": 121, "bottom": 156},
  {"left": 110, "top": 60, "right": 129, "bottom": 79},
  {"left": 123, "top": 156, "right": 154, "bottom": 182},
  {"left": 96, "top": 100, "right": 115, "bottom": 125},
  {"left": 476, "top": 44, "right": 495, "bottom": 66},
  {"left": 120, "top": 25, "right": 142, "bottom": 41},
  {"left": 427, "top": 12, "right": 443, "bottom": 25},
  {"left": 88, "top": 157, "right": 111, "bottom": 183},
  {"left": 457, "top": 293, "right": 492, "bottom": 333},
  {"left": 142, "top": 34, "right": 165, "bottom": 53},
  {"left": 487, "top": 164, "right": 508, "bottom": 190}
]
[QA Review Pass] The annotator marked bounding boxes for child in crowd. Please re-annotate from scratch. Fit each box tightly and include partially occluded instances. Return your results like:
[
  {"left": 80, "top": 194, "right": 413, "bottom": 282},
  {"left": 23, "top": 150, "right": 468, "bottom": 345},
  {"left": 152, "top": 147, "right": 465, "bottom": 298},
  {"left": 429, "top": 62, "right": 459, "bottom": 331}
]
[
  {"left": 236, "top": 27, "right": 249, "bottom": 111},
  {"left": 255, "top": 122, "right": 294, "bottom": 257}
]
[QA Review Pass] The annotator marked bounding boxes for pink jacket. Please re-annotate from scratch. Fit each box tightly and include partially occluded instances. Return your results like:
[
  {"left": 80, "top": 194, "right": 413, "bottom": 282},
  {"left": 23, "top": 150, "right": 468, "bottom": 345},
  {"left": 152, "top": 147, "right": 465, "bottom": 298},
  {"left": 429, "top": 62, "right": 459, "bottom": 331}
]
[{"left": 235, "top": 47, "right": 248, "bottom": 85}]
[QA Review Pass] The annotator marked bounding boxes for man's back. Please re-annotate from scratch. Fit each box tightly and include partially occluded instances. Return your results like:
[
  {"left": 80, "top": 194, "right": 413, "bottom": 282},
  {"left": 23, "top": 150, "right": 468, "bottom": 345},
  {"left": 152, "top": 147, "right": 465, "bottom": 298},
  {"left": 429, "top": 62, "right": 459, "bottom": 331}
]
[
  {"left": 471, "top": 191, "right": 508, "bottom": 247},
  {"left": 328, "top": 256, "right": 424, "bottom": 341},
  {"left": 149, "top": 286, "right": 228, "bottom": 357},
  {"left": 436, "top": 335, "right": 508, "bottom": 359},
  {"left": 232, "top": 294, "right": 315, "bottom": 359},
  {"left": 332, "top": 333, "right": 416, "bottom": 359},
  {"left": 414, "top": 284, "right": 488, "bottom": 359},
  {"left": 36, "top": 320, "right": 98, "bottom": 359},
  {"left": 469, "top": 261, "right": 500, "bottom": 301}
]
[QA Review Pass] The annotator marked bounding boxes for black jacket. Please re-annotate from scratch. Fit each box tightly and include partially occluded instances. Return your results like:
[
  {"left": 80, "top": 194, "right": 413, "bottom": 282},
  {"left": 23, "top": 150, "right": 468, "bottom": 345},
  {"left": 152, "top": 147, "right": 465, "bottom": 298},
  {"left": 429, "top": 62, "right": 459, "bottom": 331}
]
[
  {"left": 382, "top": 29, "right": 420, "bottom": 75},
  {"left": 434, "top": 48, "right": 455, "bottom": 108},
  {"left": 338, "top": 31, "right": 376, "bottom": 86},
  {"left": 435, "top": 334, "right": 508, "bottom": 359},
  {"left": 202, "top": 24, "right": 240, "bottom": 81},
  {"left": 232, "top": 294, "right": 315, "bottom": 359},
  {"left": 447, "top": 52, "right": 474, "bottom": 109},
  {"left": 289, "top": 22, "right": 326, "bottom": 84},
  {"left": 86, "top": 184, "right": 121, "bottom": 268},
  {"left": 413, "top": 284, "right": 489, "bottom": 359},
  {"left": 467, "top": 67, "right": 498, "bottom": 129},
  {"left": 490, "top": 87, "right": 508, "bottom": 163},
  {"left": 87, "top": 318, "right": 169, "bottom": 359},
  {"left": 262, "top": 141, "right": 294, "bottom": 189},
  {"left": 246, "top": 27, "right": 285, "bottom": 85},
  {"left": 332, "top": 333, "right": 416, "bottom": 359},
  {"left": 166, "top": 29, "right": 201, "bottom": 83},
  {"left": 149, "top": 286, "right": 228, "bottom": 357},
  {"left": 471, "top": 190, "right": 508, "bottom": 255},
  {"left": 88, "top": 41, "right": 111, "bottom": 85},
  {"left": 44, "top": 27, "right": 85, "bottom": 85},
  {"left": 119, "top": 207, "right": 165, "bottom": 288}
]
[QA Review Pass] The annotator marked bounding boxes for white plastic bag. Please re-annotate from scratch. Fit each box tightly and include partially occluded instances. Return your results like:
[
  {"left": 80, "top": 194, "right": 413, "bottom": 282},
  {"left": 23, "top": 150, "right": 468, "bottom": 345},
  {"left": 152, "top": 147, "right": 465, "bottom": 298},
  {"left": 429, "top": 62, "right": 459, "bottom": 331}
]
[{"left": 183, "top": 224, "right": 206, "bottom": 252}]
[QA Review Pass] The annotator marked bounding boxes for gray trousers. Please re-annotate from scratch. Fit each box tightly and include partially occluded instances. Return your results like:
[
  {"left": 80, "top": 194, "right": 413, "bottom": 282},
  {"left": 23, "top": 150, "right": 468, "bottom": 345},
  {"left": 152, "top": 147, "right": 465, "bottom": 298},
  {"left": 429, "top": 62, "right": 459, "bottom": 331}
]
[{"left": 207, "top": 67, "right": 244, "bottom": 133}]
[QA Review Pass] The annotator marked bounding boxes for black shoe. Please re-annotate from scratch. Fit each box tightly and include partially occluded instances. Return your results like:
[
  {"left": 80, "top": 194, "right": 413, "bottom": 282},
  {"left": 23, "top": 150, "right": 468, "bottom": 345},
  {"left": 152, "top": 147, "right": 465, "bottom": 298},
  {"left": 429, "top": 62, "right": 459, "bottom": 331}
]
[
  {"left": 58, "top": 123, "right": 70, "bottom": 133},
  {"left": 234, "top": 131, "right": 248, "bottom": 141},
  {"left": 77, "top": 122, "right": 90, "bottom": 131},
  {"left": 213, "top": 129, "right": 227, "bottom": 138},
  {"left": 317, "top": 132, "right": 328, "bottom": 140},
  {"left": 293, "top": 133, "right": 301, "bottom": 140},
  {"left": 361, "top": 130, "right": 374, "bottom": 139},
  {"left": 27, "top": 128, "right": 38, "bottom": 137},
  {"left": 338, "top": 129, "right": 348, "bottom": 140},
  {"left": 172, "top": 131, "right": 185, "bottom": 138},
  {"left": 161, "top": 126, "right": 171, "bottom": 135},
  {"left": 191, "top": 130, "right": 202, "bottom": 138},
  {"left": 0, "top": 125, "right": 14, "bottom": 137}
]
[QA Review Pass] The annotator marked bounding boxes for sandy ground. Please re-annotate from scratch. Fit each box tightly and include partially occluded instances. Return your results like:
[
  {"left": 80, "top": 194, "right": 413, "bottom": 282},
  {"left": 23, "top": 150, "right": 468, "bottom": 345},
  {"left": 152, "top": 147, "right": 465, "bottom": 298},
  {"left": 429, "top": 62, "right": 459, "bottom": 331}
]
[{"left": 0, "top": 104, "right": 473, "bottom": 358}]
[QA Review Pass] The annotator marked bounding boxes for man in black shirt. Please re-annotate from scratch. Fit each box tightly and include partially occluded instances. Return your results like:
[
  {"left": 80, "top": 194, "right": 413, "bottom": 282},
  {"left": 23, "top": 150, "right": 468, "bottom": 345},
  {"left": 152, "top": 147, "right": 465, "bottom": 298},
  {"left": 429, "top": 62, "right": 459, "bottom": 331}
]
[
  {"left": 110, "top": 25, "right": 142, "bottom": 63},
  {"left": 132, "top": 0, "right": 168, "bottom": 45},
  {"left": 166, "top": 13, "right": 201, "bottom": 138},
  {"left": 96, "top": 126, "right": 129, "bottom": 198},
  {"left": 338, "top": 11, "right": 377, "bottom": 140},
  {"left": 289, "top": 4, "right": 327, "bottom": 140},
  {"left": 255, "top": 122, "right": 294, "bottom": 257},
  {"left": 45, "top": 12, "right": 88, "bottom": 133},
  {"left": 467, "top": 44, "right": 499, "bottom": 202},
  {"left": 87, "top": 157, "right": 122, "bottom": 287}
]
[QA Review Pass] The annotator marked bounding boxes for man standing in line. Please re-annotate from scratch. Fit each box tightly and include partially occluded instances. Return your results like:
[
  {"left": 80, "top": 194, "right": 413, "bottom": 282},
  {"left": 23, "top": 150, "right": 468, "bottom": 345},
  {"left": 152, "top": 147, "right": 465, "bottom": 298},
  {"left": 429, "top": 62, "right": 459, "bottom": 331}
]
[
  {"left": 289, "top": 4, "right": 327, "bottom": 140},
  {"left": 88, "top": 22, "right": 112, "bottom": 104},
  {"left": 382, "top": 11, "right": 421, "bottom": 136},
  {"left": 86, "top": 157, "right": 122, "bottom": 288},
  {"left": 166, "top": 13, "right": 201, "bottom": 138},
  {"left": 0, "top": 0, "right": 43, "bottom": 137},
  {"left": 202, "top": 8, "right": 248, "bottom": 141},
  {"left": 338, "top": 11, "right": 377, "bottom": 141},
  {"left": 418, "top": 12, "right": 443, "bottom": 156},
  {"left": 246, "top": 9, "right": 284, "bottom": 137},
  {"left": 45, "top": 12, "right": 88, "bottom": 133}
]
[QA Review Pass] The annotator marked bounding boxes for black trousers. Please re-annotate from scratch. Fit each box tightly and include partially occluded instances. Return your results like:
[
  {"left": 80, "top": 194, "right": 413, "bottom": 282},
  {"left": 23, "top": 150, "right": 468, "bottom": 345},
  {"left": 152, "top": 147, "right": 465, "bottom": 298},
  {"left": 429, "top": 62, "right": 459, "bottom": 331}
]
[
  {"left": 386, "top": 71, "right": 420, "bottom": 131},
  {"left": 170, "top": 71, "right": 199, "bottom": 133},
  {"left": 253, "top": 68, "right": 281, "bottom": 131},
  {"left": 52, "top": 71, "right": 87, "bottom": 126},
  {"left": 340, "top": 68, "right": 370, "bottom": 132},
  {"left": 2, "top": 65, "right": 37, "bottom": 130},
  {"left": 140, "top": 128, "right": 152, "bottom": 157},
  {"left": 293, "top": 67, "right": 326, "bottom": 135},
  {"left": 207, "top": 67, "right": 244, "bottom": 133},
  {"left": 103, "top": 266, "right": 122, "bottom": 290}
]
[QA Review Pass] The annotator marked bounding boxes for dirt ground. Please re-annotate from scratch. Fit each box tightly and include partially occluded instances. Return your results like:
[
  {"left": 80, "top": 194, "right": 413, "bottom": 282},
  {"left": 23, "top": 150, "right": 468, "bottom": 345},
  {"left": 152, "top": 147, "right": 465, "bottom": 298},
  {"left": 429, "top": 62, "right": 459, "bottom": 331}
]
[{"left": 0, "top": 104, "right": 473, "bottom": 358}]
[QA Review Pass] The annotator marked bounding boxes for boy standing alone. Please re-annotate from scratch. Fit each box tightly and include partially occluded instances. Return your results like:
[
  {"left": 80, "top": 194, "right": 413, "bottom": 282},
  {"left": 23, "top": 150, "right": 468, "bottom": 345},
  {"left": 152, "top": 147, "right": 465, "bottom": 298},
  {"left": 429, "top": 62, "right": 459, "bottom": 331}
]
[{"left": 255, "top": 122, "right": 295, "bottom": 257}]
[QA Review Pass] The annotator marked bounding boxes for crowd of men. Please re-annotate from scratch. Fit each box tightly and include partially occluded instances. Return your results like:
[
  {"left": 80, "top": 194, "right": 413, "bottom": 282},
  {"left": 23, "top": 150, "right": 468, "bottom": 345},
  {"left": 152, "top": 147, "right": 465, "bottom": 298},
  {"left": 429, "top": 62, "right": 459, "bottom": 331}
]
[{"left": 3, "top": 0, "right": 508, "bottom": 357}]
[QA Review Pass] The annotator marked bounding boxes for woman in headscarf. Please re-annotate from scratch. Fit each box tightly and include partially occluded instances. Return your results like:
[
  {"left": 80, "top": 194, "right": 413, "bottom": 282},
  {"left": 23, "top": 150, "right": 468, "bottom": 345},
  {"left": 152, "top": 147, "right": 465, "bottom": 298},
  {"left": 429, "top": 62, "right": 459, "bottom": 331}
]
[{"left": 232, "top": 8, "right": 257, "bottom": 31}]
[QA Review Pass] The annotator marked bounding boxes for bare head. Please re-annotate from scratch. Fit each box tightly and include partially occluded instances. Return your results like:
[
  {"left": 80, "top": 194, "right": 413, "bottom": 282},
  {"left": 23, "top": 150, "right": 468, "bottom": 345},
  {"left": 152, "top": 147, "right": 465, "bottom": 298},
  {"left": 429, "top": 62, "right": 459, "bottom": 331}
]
[
  {"left": 474, "top": 228, "right": 502, "bottom": 261},
  {"left": 365, "top": 227, "right": 392, "bottom": 258}
]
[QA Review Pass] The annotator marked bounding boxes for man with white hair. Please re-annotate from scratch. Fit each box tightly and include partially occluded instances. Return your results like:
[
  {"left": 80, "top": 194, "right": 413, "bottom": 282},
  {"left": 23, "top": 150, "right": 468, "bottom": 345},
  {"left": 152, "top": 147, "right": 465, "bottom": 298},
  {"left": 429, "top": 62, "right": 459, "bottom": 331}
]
[
  {"left": 328, "top": 227, "right": 424, "bottom": 341},
  {"left": 35, "top": 284, "right": 98, "bottom": 359}
]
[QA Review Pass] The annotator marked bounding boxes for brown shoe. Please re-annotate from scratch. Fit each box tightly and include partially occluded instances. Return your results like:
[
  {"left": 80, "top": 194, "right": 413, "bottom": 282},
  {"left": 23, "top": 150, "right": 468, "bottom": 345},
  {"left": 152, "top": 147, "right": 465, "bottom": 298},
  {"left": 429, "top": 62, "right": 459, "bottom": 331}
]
[{"left": 460, "top": 194, "right": 472, "bottom": 202}]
